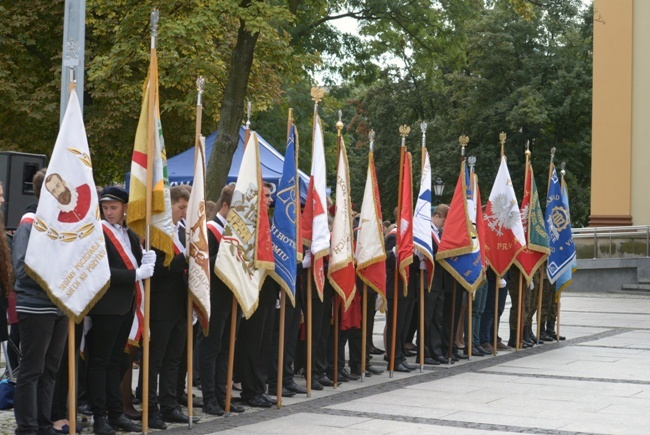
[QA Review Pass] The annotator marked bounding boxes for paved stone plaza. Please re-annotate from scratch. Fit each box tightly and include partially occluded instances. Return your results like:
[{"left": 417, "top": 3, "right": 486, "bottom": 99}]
[{"left": 1, "top": 291, "right": 649, "bottom": 434}]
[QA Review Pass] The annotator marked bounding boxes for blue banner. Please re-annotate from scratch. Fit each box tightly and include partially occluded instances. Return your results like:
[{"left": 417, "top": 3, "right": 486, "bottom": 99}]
[
  {"left": 545, "top": 164, "right": 575, "bottom": 286},
  {"left": 270, "top": 125, "right": 299, "bottom": 302}
]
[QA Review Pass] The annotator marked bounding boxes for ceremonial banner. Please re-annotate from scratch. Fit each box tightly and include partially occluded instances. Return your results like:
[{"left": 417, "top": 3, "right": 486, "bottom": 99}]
[
  {"left": 397, "top": 152, "right": 414, "bottom": 291},
  {"left": 545, "top": 165, "right": 576, "bottom": 293},
  {"left": 24, "top": 90, "right": 110, "bottom": 322},
  {"left": 436, "top": 162, "right": 485, "bottom": 293},
  {"left": 269, "top": 124, "right": 300, "bottom": 306},
  {"left": 186, "top": 137, "right": 211, "bottom": 334},
  {"left": 127, "top": 48, "right": 174, "bottom": 266},
  {"left": 483, "top": 156, "right": 526, "bottom": 276},
  {"left": 355, "top": 149, "right": 386, "bottom": 308},
  {"left": 413, "top": 149, "right": 434, "bottom": 288},
  {"left": 514, "top": 162, "right": 549, "bottom": 283},
  {"left": 215, "top": 132, "right": 275, "bottom": 318},
  {"left": 328, "top": 136, "right": 356, "bottom": 310},
  {"left": 301, "top": 114, "right": 329, "bottom": 299}
]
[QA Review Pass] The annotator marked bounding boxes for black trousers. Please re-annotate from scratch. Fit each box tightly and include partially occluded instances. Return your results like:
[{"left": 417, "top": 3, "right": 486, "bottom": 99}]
[
  {"left": 198, "top": 308, "right": 236, "bottom": 404},
  {"left": 236, "top": 285, "right": 277, "bottom": 400},
  {"left": 385, "top": 294, "right": 415, "bottom": 364},
  {"left": 365, "top": 290, "right": 378, "bottom": 352},
  {"left": 148, "top": 317, "right": 186, "bottom": 415},
  {"left": 52, "top": 321, "right": 83, "bottom": 422},
  {"left": 86, "top": 311, "right": 132, "bottom": 419},
  {"left": 14, "top": 313, "right": 67, "bottom": 435},
  {"left": 442, "top": 284, "right": 464, "bottom": 354},
  {"left": 426, "top": 285, "right": 445, "bottom": 358},
  {"left": 268, "top": 287, "right": 303, "bottom": 388},
  {"left": 311, "top": 285, "right": 333, "bottom": 377}
]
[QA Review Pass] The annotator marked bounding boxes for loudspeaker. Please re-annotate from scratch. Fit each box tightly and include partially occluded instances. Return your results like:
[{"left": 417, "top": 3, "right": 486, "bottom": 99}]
[{"left": 0, "top": 151, "right": 47, "bottom": 230}]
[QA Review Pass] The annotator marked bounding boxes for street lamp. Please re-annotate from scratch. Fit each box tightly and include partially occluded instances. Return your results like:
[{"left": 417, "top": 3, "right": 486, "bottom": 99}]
[{"left": 433, "top": 177, "right": 445, "bottom": 203}]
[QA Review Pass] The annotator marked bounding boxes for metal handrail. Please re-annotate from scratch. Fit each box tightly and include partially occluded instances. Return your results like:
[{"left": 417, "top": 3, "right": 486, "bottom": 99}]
[{"left": 572, "top": 225, "right": 650, "bottom": 258}]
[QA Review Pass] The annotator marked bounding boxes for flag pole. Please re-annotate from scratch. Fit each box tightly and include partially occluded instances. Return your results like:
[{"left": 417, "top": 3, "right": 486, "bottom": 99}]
[
  {"left": 142, "top": 11, "right": 159, "bottom": 433},
  {"left": 225, "top": 101, "right": 252, "bottom": 413},
  {"left": 467, "top": 155, "right": 477, "bottom": 361},
  {"left": 390, "top": 125, "right": 408, "bottom": 378},
  {"left": 65, "top": 68, "right": 78, "bottom": 435},
  {"left": 186, "top": 75, "right": 204, "bottom": 428},
  {"left": 332, "top": 111, "right": 345, "bottom": 388},
  {"left": 418, "top": 122, "right": 427, "bottom": 373},
  {"left": 276, "top": 108, "right": 293, "bottom": 408},
  {"left": 360, "top": 131, "right": 374, "bottom": 382},
  {"left": 556, "top": 162, "right": 567, "bottom": 343}
]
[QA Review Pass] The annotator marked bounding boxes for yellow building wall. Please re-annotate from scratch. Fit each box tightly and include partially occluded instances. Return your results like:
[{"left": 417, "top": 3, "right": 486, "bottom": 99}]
[
  {"left": 631, "top": 0, "right": 650, "bottom": 225},
  {"left": 590, "top": 0, "right": 633, "bottom": 226}
]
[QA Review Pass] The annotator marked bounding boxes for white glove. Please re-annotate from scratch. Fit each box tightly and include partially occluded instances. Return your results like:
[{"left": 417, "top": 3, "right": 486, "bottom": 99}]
[
  {"left": 141, "top": 250, "right": 157, "bottom": 265},
  {"left": 302, "top": 251, "right": 312, "bottom": 268},
  {"left": 529, "top": 281, "right": 535, "bottom": 290},
  {"left": 392, "top": 246, "right": 397, "bottom": 256},
  {"left": 498, "top": 278, "right": 507, "bottom": 289},
  {"left": 136, "top": 263, "right": 155, "bottom": 281},
  {"left": 414, "top": 251, "right": 426, "bottom": 270}
]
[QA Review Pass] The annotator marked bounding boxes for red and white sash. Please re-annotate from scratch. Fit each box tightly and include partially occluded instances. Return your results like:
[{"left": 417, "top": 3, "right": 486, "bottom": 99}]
[
  {"left": 19, "top": 212, "right": 35, "bottom": 226},
  {"left": 102, "top": 220, "right": 144, "bottom": 345}
]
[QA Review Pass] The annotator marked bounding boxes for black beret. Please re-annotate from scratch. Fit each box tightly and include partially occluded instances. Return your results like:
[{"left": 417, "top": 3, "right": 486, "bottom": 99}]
[{"left": 100, "top": 186, "right": 129, "bottom": 204}]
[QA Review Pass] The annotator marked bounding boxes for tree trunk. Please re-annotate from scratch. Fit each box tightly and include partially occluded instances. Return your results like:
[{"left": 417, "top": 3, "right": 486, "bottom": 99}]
[{"left": 206, "top": 15, "right": 259, "bottom": 200}]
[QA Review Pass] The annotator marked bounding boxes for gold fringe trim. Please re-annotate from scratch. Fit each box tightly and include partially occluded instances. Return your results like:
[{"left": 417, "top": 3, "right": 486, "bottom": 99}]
[
  {"left": 513, "top": 253, "right": 549, "bottom": 285},
  {"left": 188, "top": 292, "right": 210, "bottom": 336},
  {"left": 398, "top": 256, "right": 413, "bottom": 297},
  {"left": 488, "top": 244, "right": 526, "bottom": 277},
  {"left": 437, "top": 259, "right": 484, "bottom": 295},
  {"left": 25, "top": 263, "right": 111, "bottom": 324},
  {"left": 327, "top": 274, "right": 356, "bottom": 312},
  {"left": 357, "top": 272, "right": 387, "bottom": 312},
  {"left": 214, "top": 267, "right": 265, "bottom": 320},
  {"left": 268, "top": 270, "right": 296, "bottom": 308}
]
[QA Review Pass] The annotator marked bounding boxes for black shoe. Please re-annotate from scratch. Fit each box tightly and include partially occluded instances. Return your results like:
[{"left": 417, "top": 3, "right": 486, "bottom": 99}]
[
  {"left": 203, "top": 400, "right": 225, "bottom": 416},
  {"left": 548, "top": 331, "right": 566, "bottom": 341},
  {"left": 246, "top": 394, "right": 272, "bottom": 408},
  {"left": 540, "top": 331, "right": 555, "bottom": 342},
  {"left": 464, "top": 347, "right": 485, "bottom": 357},
  {"left": 148, "top": 413, "right": 168, "bottom": 430},
  {"left": 285, "top": 381, "right": 307, "bottom": 394},
  {"left": 404, "top": 350, "right": 417, "bottom": 357},
  {"left": 311, "top": 380, "right": 324, "bottom": 390},
  {"left": 162, "top": 408, "right": 198, "bottom": 424},
  {"left": 318, "top": 375, "right": 339, "bottom": 387},
  {"left": 369, "top": 346, "right": 385, "bottom": 355},
  {"left": 403, "top": 362, "right": 418, "bottom": 370},
  {"left": 78, "top": 403, "right": 93, "bottom": 417},
  {"left": 329, "top": 372, "right": 349, "bottom": 382},
  {"left": 178, "top": 393, "right": 203, "bottom": 408},
  {"left": 393, "top": 362, "right": 412, "bottom": 373},
  {"left": 340, "top": 368, "right": 361, "bottom": 381},
  {"left": 93, "top": 417, "right": 116, "bottom": 435},
  {"left": 416, "top": 357, "right": 440, "bottom": 365},
  {"left": 453, "top": 352, "right": 469, "bottom": 360},
  {"left": 218, "top": 400, "right": 245, "bottom": 413},
  {"left": 270, "top": 386, "right": 296, "bottom": 397},
  {"left": 367, "top": 364, "right": 384, "bottom": 375},
  {"left": 108, "top": 414, "right": 142, "bottom": 432},
  {"left": 432, "top": 355, "right": 448, "bottom": 364}
]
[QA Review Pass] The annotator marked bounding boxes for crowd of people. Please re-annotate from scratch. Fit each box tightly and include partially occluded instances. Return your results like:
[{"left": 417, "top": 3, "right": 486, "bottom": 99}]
[{"left": 0, "top": 171, "right": 564, "bottom": 435}]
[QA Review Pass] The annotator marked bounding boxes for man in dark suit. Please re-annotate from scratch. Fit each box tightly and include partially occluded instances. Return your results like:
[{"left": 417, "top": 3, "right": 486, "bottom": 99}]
[
  {"left": 384, "top": 211, "right": 419, "bottom": 373},
  {"left": 199, "top": 185, "right": 245, "bottom": 415},
  {"left": 146, "top": 186, "right": 197, "bottom": 429},
  {"left": 87, "top": 186, "right": 154, "bottom": 434}
]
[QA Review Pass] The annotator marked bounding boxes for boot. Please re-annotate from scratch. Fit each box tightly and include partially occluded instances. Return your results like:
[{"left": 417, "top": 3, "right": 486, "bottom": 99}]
[
  {"left": 540, "top": 321, "right": 554, "bottom": 342},
  {"left": 527, "top": 325, "right": 543, "bottom": 345},
  {"left": 522, "top": 325, "right": 534, "bottom": 347},
  {"left": 507, "top": 329, "right": 518, "bottom": 348}
]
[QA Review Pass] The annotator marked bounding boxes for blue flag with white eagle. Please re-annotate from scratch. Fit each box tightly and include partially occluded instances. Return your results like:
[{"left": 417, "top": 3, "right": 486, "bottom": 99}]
[
  {"left": 545, "top": 164, "right": 575, "bottom": 293},
  {"left": 269, "top": 124, "right": 299, "bottom": 306}
]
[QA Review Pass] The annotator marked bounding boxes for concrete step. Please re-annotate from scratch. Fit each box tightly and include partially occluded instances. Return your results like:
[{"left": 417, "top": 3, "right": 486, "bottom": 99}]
[{"left": 622, "top": 283, "right": 650, "bottom": 292}]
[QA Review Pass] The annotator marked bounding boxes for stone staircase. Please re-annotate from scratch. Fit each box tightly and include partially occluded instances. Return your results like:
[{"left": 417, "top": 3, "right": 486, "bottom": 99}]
[{"left": 622, "top": 278, "right": 650, "bottom": 292}]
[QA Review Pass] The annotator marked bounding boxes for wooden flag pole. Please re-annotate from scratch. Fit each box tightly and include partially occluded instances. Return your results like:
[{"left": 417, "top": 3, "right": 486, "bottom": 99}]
[
  {"left": 333, "top": 294, "right": 340, "bottom": 388},
  {"left": 186, "top": 76, "right": 204, "bottom": 428},
  {"left": 66, "top": 70, "right": 77, "bottom": 435},
  {"left": 390, "top": 126, "right": 408, "bottom": 378},
  {"left": 277, "top": 290, "right": 286, "bottom": 407},
  {"left": 361, "top": 284, "right": 368, "bottom": 381},
  {"left": 418, "top": 122, "right": 427, "bottom": 373},
  {"left": 142, "top": 11, "right": 160, "bottom": 432},
  {"left": 493, "top": 274, "right": 499, "bottom": 356},
  {"left": 516, "top": 272, "right": 523, "bottom": 351},
  {"left": 448, "top": 281, "right": 456, "bottom": 363},
  {"left": 306, "top": 269, "right": 313, "bottom": 397},
  {"left": 537, "top": 265, "right": 544, "bottom": 341}
]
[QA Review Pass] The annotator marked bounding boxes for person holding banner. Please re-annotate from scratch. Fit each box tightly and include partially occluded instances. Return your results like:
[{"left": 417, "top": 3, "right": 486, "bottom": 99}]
[
  {"left": 199, "top": 185, "right": 245, "bottom": 415},
  {"left": 86, "top": 186, "right": 154, "bottom": 435},
  {"left": 147, "top": 185, "right": 196, "bottom": 428},
  {"left": 12, "top": 174, "right": 69, "bottom": 435}
]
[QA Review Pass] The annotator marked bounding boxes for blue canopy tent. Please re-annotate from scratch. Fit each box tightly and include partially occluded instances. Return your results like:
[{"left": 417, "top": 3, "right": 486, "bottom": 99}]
[{"left": 126, "top": 127, "right": 309, "bottom": 203}]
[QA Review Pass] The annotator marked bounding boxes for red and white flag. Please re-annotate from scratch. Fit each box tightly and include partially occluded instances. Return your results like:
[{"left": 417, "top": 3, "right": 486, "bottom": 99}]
[
  {"left": 483, "top": 156, "right": 526, "bottom": 276},
  {"left": 301, "top": 112, "right": 329, "bottom": 299},
  {"left": 328, "top": 136, "right": 356, "bottom": 310},
  {"left": 214, "top": 132, "right": 274, "bottom": 318},
  {"left": 398, "top": 152, "right": 414, "bottom": 291},
  {"left": 355, "top": 148, "right": 386, "bottom": 309},
  {"left": 185, "top": 136, "right": 211, "bottom": 334}
]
